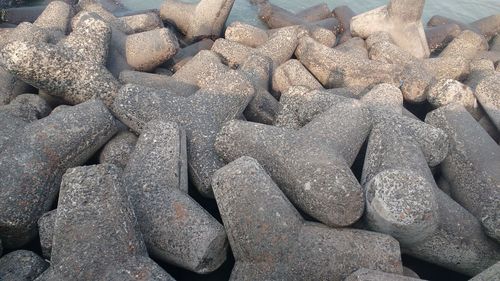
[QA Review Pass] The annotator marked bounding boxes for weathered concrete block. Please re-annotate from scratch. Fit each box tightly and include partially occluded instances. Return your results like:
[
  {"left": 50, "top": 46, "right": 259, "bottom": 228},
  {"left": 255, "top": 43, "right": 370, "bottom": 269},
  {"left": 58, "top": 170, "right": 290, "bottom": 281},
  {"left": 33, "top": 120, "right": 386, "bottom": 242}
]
[
  {"left": 122, "top": 120, "right": 227, "bottom": 273},
  {"left": 466, "top": 59, "right": 496, "bottom": 90},
  {"left": 427, "top": 15, "right": 479, "bottom": 34},
  {"left": 422, "top": 56, "right": 470, "bottom": 82},
  {"left": 439, "top": 30, "right": 488, "bottom": 60},
  {"left": 1, "top": 94, "right": 51, "bottom": 122},
  {"left": 0, "top": 100, "right": 117, "bottom": 248},
  {"left": 37, "top": 210, "right": 56, "bottom": 259},
  {"left": 333, "top": 5, "right": 356, "bottom": 43},
  {"left": 99, "top": 131, "right": 138, "bottom": 169},
  {"left": 119, "top": 70, "right": 198, "bottom": 97},
  {"left": 426, "top": 103, "right": 500, "bottom": 242},
  {"left": 470, "top": 262, "right": 500, "bottom": 281},
  {"left": 0, "top": 250, "right": 48, "bottom": 281},
  {"left": 0, "top": 16, "right": 54, "bottom": 105},
  {"left": 295, "top": 36, "right": 399, "bottom": 89},
  {"left": 0, "top": 93, "right": 55, "bottom": 152},
  {"left": 427, "top": 79, "right": 480, "bottom": 119},
  {"left": 35, "top": 164, "right": 175, "bottom": 281},
  {"left": 272, "top": 59, "right": 322, "bottom": 95},
  {"left": 471, "top": 14, "right": 500, "bottom": 39},
  {"left": 33, "top": 1, "right": 73, "bottom": 43},
  {"left": 366, "top": 32, "right": 416, "bottom": 65},
  {"left": 163, "top": 38, "right": 213, "bottom": 72},
  {"left": 475, "top": 73, "right": 500, "bottom": 130},
  {"left": 478, "top": 115, "right": 500, "bottom": 143},
  {"left": 72, "top": 9, "right": 178, "bottom": 74},
  {"left": 360, "top": 84, "right": 446, "bottom": 245},
  {"left": 124, "top": 28, "right": 179, "bottom": 72},
  {"left": 212, "top": 26, "right": 299, "bottom": 69},
  {"left": 225, "top": 21, "right": 269, "bottom": 48},
  {"left": 215, "top": 98, "right": 370, "bottom": 227},
  {"left": 78, "top": 1, "right": 133, "bottom": 34},
  {"left": 258, "top": 2, "right": 337, "bottom": 30},
  {"left": 160, "top": 0, "right": 235, "bottom": 42},
  {"left": 119, "top": 12, "right": 163, "bottom": 33},
  {"left": 112, "top": 82, "right": 253, "bottom": 197},
  {"left": 351, "top": 0, "right": 430, "bottom": 58},
  {"left": 425, "top": 23, "right": 461, "bottom": 52},
  {"left": 0, "top": 14, "right": 120, "bottom": 106},
  {"left": 346, "top": 268, "right": 422, "bottom": 281},
  {"left": 239, "top": 54, "right": 281, "bottom": 124},
  {"left": 274, "top": 85, "right": 357, "bottom": 129},
  {"left": 212, "top": 157, "right": 403, "bottom": 280},
  {"left": 335, "top": 37, "right": 369, "bottom": 60},
  {"left": 173, "top": 50, "right": 254, "bottom": 97},
  {"left": 402, "top": 188, "right": 500, "bottom": 276}
]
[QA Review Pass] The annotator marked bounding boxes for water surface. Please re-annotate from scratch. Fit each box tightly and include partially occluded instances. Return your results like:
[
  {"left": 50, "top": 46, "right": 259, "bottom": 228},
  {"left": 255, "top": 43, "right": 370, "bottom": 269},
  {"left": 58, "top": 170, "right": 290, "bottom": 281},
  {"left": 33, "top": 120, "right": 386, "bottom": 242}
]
[{"left": 121, "top": 0, "right": 500, "bottom": 29}]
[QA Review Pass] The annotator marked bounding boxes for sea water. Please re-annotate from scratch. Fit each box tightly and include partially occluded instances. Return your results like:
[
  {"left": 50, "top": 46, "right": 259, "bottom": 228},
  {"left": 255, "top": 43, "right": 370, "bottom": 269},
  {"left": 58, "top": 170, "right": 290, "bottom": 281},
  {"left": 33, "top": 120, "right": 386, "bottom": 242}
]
[{"left": 121, "top": 0, "right": 500, "bottom": 28}]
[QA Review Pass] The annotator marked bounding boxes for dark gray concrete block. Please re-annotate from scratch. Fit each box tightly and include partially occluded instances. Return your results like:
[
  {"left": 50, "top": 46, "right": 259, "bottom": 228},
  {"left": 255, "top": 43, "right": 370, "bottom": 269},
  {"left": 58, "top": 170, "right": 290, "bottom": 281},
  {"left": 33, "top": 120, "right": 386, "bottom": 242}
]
[
  {"left": 123, "top": 120, "right": 227, "bottom": 273},
  {"left": 212, "top": 157, "right": 404, "bottom": 281},
  {"left": 35, "top": 164, "right": 175, "bottom": 281},
  {"left": 0, "top": 99, "right": 117, "bottom": 248},
  {"left": 112, "top": 83, "right": 253, "bottom": 197},
  {"left": 215, "top": 98, "right": 370, "bottom": 227},
  {"left": 99, "top": 131, "right": 138, "bottom": 169},
  {"left": 0, "top": 250, "right": 48, "bottom": 281},
  {"left": 239, "top": 54, "right": 281, "bottom": 125},
  {"left": 0, "top": 13, "right": 120, "bottom": 106},
  {"left": 426, "top": 103, "right": 500, "bottom": 243}
]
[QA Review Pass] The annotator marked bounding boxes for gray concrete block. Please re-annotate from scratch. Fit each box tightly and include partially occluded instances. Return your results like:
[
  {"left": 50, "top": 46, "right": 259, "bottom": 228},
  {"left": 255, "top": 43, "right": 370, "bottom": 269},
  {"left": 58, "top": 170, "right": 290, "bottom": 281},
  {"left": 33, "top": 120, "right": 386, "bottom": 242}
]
[
  {"left": 212, "top": 157, "right": 404, "bottom": 281},
  {"left": 0, "top": 100, "right": 117, "bottom": 248}
]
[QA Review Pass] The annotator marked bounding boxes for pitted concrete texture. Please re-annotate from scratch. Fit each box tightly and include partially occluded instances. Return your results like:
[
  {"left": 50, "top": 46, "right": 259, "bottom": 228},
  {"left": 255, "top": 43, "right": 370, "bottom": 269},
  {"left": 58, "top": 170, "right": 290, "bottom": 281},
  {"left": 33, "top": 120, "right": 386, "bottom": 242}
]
[
  {"left": 212, "top": 157, "right": 403, "bottom": 281},
  {"left": 0, "top": 14, "right": 121, "bottom": 106},
  {"left": 0, "top": 100, "right": 117, "bottom": 248},
  {"left": 215, "top": 98, "right": 370, "bottom": 227},
  {"left": 122, "top": 120, "right": 227, "bottom": 273},
  {"left": 34, "top": 164, "right": 175, "bottom": 281},
  {"left": 112, "top": 83, "right": 253, "bottom": 197},
  {"left": 426, "top": 103, "right": 500, "bottom": 243},
  {"left": 99, "top": 131, "right": 138, "bottom": 169},
  {"left": 0, "top": 250, "right": 48, "bottom": 281}
]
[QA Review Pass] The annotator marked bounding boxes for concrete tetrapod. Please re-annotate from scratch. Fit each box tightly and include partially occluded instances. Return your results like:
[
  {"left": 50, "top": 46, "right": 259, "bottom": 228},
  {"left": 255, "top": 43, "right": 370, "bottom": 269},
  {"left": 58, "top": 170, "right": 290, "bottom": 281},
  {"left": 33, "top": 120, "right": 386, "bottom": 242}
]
[
  {"left": 112, "top": 83, "right": 253, "bottom": 197},
  {"left": 71, "top": 10, "right": 179, "bottom": 75},
  {"left": 160, "top": 0, "right": 235, "bottom": 42},
  {"left": 0, "top": 1, "right": 72, "bottom": 105},
  {"left": 215, "top": 98, "right": 370, "bottom": 227},
  {"left": 295, "top": 36, "right": 400, "bottom": 89},
  {"left": 212, "top": 26, "right": 301, "bottom": 70},
  {"left": 122, "top": 120, "right": 228, "bottom": 273},
  {"left": 350, "top": 0, "right": 430, "bottom": 58},
  {"left": 426, "top": 103, "right": 500, "bottom": 243},
  {"left": 475, "top": 73, "right": 500, "bottom": 130},
  {"left": 212, "top": 157, "right": 404, "bottom": 281},
  {"left": 34, "top": 165, "right": 175, "bottom": 281},
  {"left": 0, "top": 13, "right": 120, "bottom": 106},
  {"left": 239, "top": 54, "right": 281, "bottom": 124},
  {"left": 360, "top": 84, "right": 445, "bottom": 245},
  {"left": 0, "top": 100, "right": 117, "bottom": 248},
  {"left": 0, "top": 94, "right": 51, "bottom": 150}
]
